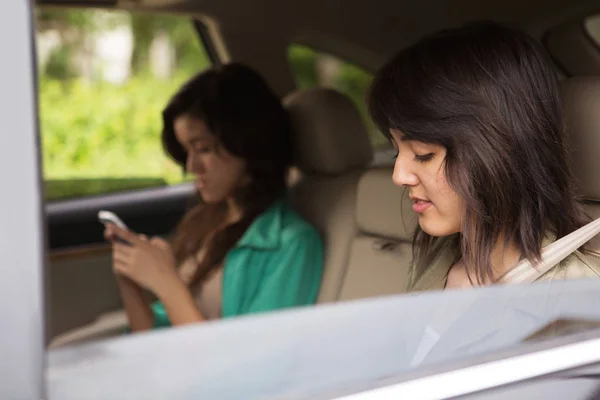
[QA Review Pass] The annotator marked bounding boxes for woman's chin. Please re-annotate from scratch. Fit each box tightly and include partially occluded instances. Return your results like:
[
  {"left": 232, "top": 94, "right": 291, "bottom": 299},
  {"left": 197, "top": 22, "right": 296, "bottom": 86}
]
[
  {"left": 418, "top": 217, "right": 459, "bottom": 237},
  {"left": 198, "top": 190, "right": 218, "bottom": 204},
  {"left": 198, "top": 191, "right": 221, "bottom": 204}
]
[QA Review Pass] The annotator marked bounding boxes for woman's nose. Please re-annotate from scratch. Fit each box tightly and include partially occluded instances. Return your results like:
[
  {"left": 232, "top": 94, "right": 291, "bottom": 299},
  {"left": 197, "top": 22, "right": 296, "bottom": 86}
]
[
  {"left": 392, "top": 156, "right": 419, "bottom": 187},
  {"left": 186, "top": 153, "right": 205, "bottom": 174}
]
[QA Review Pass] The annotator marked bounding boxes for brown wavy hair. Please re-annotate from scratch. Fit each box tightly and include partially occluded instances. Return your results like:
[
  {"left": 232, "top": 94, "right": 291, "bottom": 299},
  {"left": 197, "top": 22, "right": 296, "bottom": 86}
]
[
  {"left": 162, "top": 63, "right": 293, "bottom": 286},
  {"left": 368, "top": 21, "right": 587, "bottom": 285}
]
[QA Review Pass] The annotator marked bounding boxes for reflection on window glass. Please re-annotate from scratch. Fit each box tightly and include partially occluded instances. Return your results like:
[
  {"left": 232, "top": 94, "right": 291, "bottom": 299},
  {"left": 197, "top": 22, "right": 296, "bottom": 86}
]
[
  {"left": 35, "top": 9, "right": 210, "bottom": 201},
  {"left": 287, "top": 44, "right": 388, "bottom": 149}
]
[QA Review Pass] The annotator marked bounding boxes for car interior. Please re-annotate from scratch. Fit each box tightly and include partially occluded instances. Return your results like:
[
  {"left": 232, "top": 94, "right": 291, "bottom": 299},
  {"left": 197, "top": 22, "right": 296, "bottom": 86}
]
[{"left": 36, "top": 0, "right": 600, "bottom": 351}]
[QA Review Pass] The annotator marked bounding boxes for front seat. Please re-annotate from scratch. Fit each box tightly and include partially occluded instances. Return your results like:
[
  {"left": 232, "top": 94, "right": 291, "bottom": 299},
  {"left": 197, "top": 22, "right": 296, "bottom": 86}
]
[
  {"left": 561, "top": 77, "right": 600, "bottom": 259},
  {"left": 285, "top": 88, "right": 416, "bottom": 302}
]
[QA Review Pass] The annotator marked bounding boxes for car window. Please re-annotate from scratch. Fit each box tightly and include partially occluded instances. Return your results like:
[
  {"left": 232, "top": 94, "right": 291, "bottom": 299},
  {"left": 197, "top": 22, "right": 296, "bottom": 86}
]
[
  {"left": 47, "top": 279, "right": 600, "bottom": 399},
  {"left": 287, "top": 44, "right": 388, "bottom": 150},
  {"left": 35, "top": 8, "right": 211, "bottom": 202}
]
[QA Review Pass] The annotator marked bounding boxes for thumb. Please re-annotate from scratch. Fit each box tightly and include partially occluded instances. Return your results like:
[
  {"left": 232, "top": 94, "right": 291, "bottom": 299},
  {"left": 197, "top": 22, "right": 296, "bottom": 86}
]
[{"left": 150, "top": 237, "right": 171, "bottom": 250}]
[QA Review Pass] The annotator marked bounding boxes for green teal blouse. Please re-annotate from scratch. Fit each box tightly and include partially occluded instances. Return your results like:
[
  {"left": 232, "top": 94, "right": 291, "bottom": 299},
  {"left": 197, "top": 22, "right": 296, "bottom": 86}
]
[{"left": 151, "top": 198, "right": 323, "bottom": 327}]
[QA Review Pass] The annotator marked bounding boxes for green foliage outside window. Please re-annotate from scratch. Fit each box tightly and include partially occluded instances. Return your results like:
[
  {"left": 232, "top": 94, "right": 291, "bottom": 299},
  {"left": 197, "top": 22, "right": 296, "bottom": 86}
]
[
  {"left": 37, "top": 9, "right": 207, "bottom": 201},
  {"left": 287, "top": 44, "right": 387, "bottom": 148},
  {"left": 37, "top": 9, "right": 385, "bottom": 202}
]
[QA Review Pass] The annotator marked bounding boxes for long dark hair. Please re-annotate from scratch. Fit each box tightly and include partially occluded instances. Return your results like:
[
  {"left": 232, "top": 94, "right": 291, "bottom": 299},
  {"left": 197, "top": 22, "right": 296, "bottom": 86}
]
[
  {"left": 162, "top": 63, "right": 293, "bottom": 286},
  {"left": 368, "top": 21, "right": 586, "bottom": 284}
]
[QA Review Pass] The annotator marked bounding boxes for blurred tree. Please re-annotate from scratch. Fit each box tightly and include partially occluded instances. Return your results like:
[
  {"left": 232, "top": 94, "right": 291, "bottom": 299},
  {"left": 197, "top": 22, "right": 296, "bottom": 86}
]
[
  {"left": 130, "top": 13, "right": 207, "bottom": 74},
  {"left": 287, "top": 45, "right": 318, "bottom": 89},
  {"left": 130, "top": 14, "right": 157, "bottom": 73},
  {"left": 37, "top": 9, "right": 126, "bottom": 79},
  {"left": 35, "top": 8, "right": 212, "bottom": 199}
]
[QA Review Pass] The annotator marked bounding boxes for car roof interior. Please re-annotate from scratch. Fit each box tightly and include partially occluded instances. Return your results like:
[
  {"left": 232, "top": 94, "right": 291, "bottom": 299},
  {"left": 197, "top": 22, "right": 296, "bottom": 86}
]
[{"left": 37, "top": 0, "right": 600, "bottom": 94}]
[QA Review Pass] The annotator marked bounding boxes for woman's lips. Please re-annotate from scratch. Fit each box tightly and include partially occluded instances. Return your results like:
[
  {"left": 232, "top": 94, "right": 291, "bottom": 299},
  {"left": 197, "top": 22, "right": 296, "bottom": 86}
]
[{"left": 412, "top": 199, "right": 432, "bottom": 213}]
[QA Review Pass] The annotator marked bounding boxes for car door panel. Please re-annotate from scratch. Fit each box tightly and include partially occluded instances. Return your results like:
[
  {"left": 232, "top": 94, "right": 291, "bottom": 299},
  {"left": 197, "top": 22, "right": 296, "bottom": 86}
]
[{"left": 46, "top": 184, "right": 196, "bottom": 341}]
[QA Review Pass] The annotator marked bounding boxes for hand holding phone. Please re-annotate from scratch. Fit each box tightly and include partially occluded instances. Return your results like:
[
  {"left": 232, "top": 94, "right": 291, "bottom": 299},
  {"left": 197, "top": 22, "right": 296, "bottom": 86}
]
[
  {"left": 98, "top": 210, "right": 128, "bottom": 230},
  {"left": 98, "top": 210, "right": 131, "bottom": 245}
]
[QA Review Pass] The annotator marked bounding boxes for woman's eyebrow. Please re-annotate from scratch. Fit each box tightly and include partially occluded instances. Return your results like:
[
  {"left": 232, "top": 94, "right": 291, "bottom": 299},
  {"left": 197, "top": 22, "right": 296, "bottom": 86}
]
[
  {"left": 187, "top": 137, "right": 210, "bottom": 146},
  {"left": 399, "top": 136, "right": 417, "bottom": 142},
  {"left": 389, "top": 131, "right": 412, "bottom": 142}
]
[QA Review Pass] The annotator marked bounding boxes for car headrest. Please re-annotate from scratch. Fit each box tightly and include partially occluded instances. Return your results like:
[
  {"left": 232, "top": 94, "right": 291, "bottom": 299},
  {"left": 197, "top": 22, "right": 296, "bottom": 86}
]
[
  {"left": 562, "top": 77, "right": 600, "bottom": 201},
  {"left": 356, "top": 168, "right": 417, "bottom": 241},
  {"left": 283, "top": 88, "right": 373, "bottom": 175}
]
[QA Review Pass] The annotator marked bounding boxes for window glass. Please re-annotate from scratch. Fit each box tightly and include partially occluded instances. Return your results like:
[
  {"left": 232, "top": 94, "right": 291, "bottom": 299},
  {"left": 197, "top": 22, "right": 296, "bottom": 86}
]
[
  {"left": 287, "top": 44, "right": 388, "bottom": 149},
  {"left": 35, "top": 9, "right": 211, "bottom": 201}
]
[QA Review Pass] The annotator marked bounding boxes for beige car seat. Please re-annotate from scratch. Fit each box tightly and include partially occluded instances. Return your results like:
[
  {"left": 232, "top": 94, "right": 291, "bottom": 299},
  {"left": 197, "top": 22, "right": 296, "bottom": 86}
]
[
  {"left": 284, "top": 88, "right": 373, "bottom": 303},
  {"left": 562, "top": 77, "right": 600, "bottom": 259},
  {"left": 337, "top": 167, "right": 416, "bottom": 300},
  {"left": 285, "top": 88, "right": 416, "bottom": 302}
]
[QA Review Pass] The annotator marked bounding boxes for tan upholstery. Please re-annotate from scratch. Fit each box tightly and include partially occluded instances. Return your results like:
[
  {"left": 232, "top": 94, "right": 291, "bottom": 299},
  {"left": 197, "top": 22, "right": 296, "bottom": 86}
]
[
  {"left": 356, "top": 168, "right": 416, "bottom": 241},
  {"left": 561, "top": 77, "right": 600, "bottom": 258},
  {"left": 285, "top": 88, "right": 374, "bottom": 302},
  {"left": 338, "top": 168, "right": 416, "bottom": 301},
  {"left": 562, "top": 78, "right": 600, "bottom": 201},
  {"left": 49, "top": 310, "right": 128, "bottom": 349},
  {"left": 286, "top": 88, "right": 415, "bottom": 302},
  {"left": 48, "top": 250, "right": 122, "bottom": 344},
  {"left": 285, "top": 88, "right": 373, "bottom": 175},
  {"left": 290, "top": 170, "right": 365, "bottom": 302}
]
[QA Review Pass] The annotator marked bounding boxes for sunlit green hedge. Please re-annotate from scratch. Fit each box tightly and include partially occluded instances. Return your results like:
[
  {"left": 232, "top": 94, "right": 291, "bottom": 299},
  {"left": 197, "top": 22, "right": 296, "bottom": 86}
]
[
  {"left": 40, "top": 47, "right": 386, "bottom": 202},
  {"left": 39, "top": 72, "right": 190, "bottom": 200},
  {"left": 37, "top": 9, "right": 386, "bottom": 202}
]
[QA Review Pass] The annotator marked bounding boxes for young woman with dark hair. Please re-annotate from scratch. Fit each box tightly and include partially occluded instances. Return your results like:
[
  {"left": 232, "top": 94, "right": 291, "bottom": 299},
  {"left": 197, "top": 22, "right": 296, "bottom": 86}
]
[
  {"left": 368, "top": 22, "right": 600, "bottom": 290},
  {"left": 106, "top": 63, "right": 323, "bottom": 331}
]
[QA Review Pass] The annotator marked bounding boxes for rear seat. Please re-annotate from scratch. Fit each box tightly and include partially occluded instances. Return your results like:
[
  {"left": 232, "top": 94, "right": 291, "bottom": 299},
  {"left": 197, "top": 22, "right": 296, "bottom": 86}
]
[
  {"left": 285, "top": 88, "right": 416, "bottom": 302},
  {"left": 561, "top": 77, "right": 600, "bottom": 259},
  {"left": 51, "top": 88, "right": 413, "bottom": 348},
  {"left": 285, "top": 88, "right": 373, "bottom": 303}
]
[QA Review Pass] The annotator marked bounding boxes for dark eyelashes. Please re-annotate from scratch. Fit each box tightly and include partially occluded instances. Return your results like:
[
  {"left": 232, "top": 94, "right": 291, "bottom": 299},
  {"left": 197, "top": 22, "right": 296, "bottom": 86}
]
[
  {"left": 391, "top": 152, "right": 435, "bottom": 163},
  {"left": 415, "top": 153, "right": 434, "bottom": 163},
  {"left": 192, "top": 146, "right": 212, "bottom": 153}
]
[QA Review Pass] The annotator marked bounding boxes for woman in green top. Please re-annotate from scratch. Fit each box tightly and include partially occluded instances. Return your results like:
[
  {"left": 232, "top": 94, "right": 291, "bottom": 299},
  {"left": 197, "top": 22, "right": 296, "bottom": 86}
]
[{"left": 105, "top": 63, "right": 323, "bottom": 331}]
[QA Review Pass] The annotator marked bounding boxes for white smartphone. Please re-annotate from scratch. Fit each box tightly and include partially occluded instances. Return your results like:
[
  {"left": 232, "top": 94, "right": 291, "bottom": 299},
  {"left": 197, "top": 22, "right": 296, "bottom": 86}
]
[
  {"left": 98, "top": 210, "right": 128, "bottom": 230},
  {"left": 98, "top": 210, "right": 131, "bottom": 245}
]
